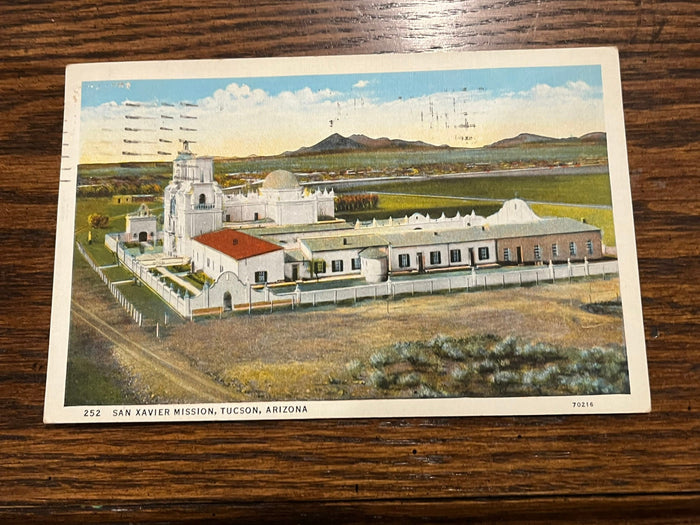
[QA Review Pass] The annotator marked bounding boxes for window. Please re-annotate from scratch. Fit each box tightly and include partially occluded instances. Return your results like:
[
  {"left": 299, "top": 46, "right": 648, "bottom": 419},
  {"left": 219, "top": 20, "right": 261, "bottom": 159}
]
[
  {"left": 503, "top": 248, "right": 511, "bottom": 262},
  {"left": 569, "top": 241, "right": 577, "bottom": 256},
  {"left": 351, "top": 258, "right": 361, "bottom": 270},
  {"left": 254, "top": 271, "right": 267, "bottom": 283},
  {"left": 207, "top": 257, "right": 210, "bottom": 268},
  {"left": 450, "top": 249, "right": 461, "bottom": 263},
  {"left": 478, "top": 247, "right": 490, "bottom": 260},
  {"left": 587, "top": 240, "right": 594, "bottom": 255},
  {"left": 199, "top": 193, "right": 206, "bottom": 205},
  {"left": 332, "top": 259, "right": 344, "bottom": 272},
  {"left": 534, "top": 244, "right": 542, "bottom": 261},
  {"left": 552, "top": 243, "right": 559, "bottom": 257},
  {"left": 430, "top": 251, "right": 441, "bottom": 265},
  {"left": 314, "top": 260, "right": 326, "bottom": 274},
  {"left": 398, "top": 253, "right": 410, "bottom": 268}
]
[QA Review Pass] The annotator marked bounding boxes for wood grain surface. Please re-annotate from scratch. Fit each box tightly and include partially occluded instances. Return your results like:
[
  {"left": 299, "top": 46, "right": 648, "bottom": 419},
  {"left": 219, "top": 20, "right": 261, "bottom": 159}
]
[{"left": 1, "top": 1, "right": 698, "bottom": 522}]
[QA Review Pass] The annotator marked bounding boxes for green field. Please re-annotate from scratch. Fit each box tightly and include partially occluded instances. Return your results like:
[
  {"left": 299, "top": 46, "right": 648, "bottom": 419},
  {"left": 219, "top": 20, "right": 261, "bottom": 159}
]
[
  {"left": 214, "top": 143, "right": 608, "bottom": 175},
  {"left": 79, "top": 163, "right": 171, "bottom": 179},
  {"left": 531, "top": 204, "right": 615, "bottom": 246},
  {"left": 352, "top": 172, "right": 612, "bottom": 206},
  {"left": 333, "top": 172, "right": 615, "bottom": 245},
  {"left": 74, "top": 196, "right": 163, "bottom": 265},
  {"left": 337, "top": 195, "right": 502, "bottom": 223}
]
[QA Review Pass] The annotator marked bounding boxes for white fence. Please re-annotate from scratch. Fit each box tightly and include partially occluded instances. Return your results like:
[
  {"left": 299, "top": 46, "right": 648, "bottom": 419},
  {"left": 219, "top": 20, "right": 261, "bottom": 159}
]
[
  {"left": 76, "top": 242, "right": 143, "bottom": 325},
  {"left": 277, "top": 260, "right": 619, "bottom": 308},
  {"left": 116, "top": 243, "right": 191, "bottom": 318},
  {"left": 110, "top": 236, "right": 619, "bottom": 320}
]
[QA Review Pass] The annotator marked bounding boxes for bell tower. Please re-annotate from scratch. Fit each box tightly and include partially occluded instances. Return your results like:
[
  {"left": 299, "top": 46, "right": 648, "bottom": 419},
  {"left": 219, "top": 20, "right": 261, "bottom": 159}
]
[{"left": 163, "top": 142, "right": 223, "bottom": 257}]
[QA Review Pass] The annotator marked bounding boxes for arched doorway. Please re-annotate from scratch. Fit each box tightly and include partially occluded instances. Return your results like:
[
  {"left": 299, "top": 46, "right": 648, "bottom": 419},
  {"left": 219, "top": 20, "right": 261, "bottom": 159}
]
[
  {"left": 223, "top": 292, "right": 232, "bottom": 311},
  {"left": 138, "top": 231, "right": 148, "bottom": 242}
]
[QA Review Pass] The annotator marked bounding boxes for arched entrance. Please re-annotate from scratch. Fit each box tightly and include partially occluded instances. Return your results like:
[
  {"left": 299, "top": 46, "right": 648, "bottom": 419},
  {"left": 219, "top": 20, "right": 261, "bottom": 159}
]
[
  {"left": 138, "top": 231, "right": 148, "bottom": 242},
  {"left": 223, "top": 292, "right": 232, "bottom": 311}
]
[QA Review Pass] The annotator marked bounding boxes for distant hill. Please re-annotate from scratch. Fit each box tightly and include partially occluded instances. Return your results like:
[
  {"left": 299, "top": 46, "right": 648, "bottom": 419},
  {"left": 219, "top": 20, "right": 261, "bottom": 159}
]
[
  {"left": 486, "top": 132, "right": 606, "bottom": 148},
  {"left": 284, "top": 133, "right": 448, "bottom": 156}
]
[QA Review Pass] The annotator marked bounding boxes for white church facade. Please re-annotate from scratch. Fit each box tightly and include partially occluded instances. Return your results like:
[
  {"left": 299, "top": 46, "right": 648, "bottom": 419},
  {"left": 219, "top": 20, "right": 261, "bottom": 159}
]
[{"left": 118, "top": 142, "right": 604, "bottom": 288}]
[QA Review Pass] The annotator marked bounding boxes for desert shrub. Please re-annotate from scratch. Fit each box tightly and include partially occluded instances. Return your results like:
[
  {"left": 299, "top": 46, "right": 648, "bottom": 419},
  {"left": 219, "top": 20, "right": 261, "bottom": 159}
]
[
  {"left": 397, "top": 372, "right": 422, "bottom": 388},
  {"left": 414, "top": 384, "right": 443, "bottom": 398},
  {"left": 396, "top": 342, "right": 432, "bottom": 368},
  {"left": 477, "top": 359, "right": 497, "bottom": 374},
  {"left": 460, "top": 333, "right": 500, "bottom": 358},
  {"left": 345, "top": 359, "right": 363, "bottom": 380},
  {"left": 369, "top": 370, "right": 391, "bottom": 389},
  {"left": 431, "top": 335, "right": 466, "bottom": 361},
  {"left": 492, "top": 370, "right": 522, "bottom": 395},
  {"left": 516, "top": 342, "right": 563, "bottom": 365},
  {"left": 450, "top": 364, "right": 476, "bottom": 385},
  {"left": 369, "top": 349, "right": 398, "bottom": 369},
  {"left": 351, "top": 333, "right": 628, "bottom": 399},
  {"left": 491, "top": 336, "right": 518, "bottom": 367}
]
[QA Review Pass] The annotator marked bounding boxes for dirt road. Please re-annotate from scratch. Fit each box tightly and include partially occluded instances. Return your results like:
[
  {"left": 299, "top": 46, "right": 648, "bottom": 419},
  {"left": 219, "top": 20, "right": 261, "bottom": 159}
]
[{"left": 71, "top": 301, "right": 236, "bottom": 402}]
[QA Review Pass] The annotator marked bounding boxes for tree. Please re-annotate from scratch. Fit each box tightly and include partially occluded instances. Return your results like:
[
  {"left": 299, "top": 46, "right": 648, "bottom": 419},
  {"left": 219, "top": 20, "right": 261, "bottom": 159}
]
[{"left": 87, "top": 213, "right": 109, "bottom": 229}]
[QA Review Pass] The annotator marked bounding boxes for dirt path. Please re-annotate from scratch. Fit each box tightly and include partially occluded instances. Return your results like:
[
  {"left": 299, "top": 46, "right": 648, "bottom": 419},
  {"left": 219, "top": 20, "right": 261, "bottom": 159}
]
[{"left": 71, "top": 301, "right": 236, "bottom": 402}]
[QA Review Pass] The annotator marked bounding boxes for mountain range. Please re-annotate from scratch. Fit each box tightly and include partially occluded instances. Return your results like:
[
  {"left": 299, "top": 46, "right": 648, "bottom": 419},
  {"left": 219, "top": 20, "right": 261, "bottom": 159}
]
[
  {"left": 283, "top": 133, "right": 448, "bottom": 156},
  {"left": 485, "top": 132, "right": 606, "bottom": 148},
  {"left": 282, "top": 132, "right": 606, "bottom": 156}
]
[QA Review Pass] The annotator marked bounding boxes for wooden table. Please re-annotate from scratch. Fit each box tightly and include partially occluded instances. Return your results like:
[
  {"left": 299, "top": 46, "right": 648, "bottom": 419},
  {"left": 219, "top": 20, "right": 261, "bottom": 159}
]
[{"left": 1, "top": 1, "right": 698, "bottom": 522}]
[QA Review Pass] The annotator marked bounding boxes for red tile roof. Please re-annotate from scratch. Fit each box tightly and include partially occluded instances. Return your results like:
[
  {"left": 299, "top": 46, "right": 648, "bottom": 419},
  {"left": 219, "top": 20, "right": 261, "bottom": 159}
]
[{"left": 193, "top": 229, "right": 282, "bottom": 260}]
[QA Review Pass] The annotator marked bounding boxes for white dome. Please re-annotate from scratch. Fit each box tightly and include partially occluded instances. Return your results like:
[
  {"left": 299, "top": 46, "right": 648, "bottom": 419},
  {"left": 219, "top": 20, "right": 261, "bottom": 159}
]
[{"left": 263, "top": 170, "right": 300, "bottom": 190}]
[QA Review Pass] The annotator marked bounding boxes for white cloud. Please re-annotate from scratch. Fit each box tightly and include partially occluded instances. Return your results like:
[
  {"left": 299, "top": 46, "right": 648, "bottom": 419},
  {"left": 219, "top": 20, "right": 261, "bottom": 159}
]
[
  {"left": 79, "top": 80, "right": 604, "bottom": 164},
  {"left": 353, "top": 80, "right": 369, "bottom": 89}
]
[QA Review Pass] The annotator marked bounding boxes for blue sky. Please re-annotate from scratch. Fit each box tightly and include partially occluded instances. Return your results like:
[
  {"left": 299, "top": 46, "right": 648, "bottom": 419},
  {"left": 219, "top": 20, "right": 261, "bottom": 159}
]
[
  {"left": 82, "top": 65, "right": 602, "bottom": 107},
  {"left": 80, "top": 65, "right": 605, "bottom": 163}
]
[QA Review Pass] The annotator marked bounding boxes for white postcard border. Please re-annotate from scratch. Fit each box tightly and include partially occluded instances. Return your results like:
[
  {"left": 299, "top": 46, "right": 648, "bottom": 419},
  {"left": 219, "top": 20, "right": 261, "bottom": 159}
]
[{"left": 45, "top": 47, "right": 650, "bottom": 424}]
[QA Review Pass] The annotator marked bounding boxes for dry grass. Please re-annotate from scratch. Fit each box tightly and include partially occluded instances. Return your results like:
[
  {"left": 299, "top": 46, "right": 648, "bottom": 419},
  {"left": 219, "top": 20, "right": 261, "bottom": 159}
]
[
  {"left": 162, "top": 278, "right": 624, "bottom": 401},
  {"left": 68, "top": 253, "right": 624, "bottom": 404}
]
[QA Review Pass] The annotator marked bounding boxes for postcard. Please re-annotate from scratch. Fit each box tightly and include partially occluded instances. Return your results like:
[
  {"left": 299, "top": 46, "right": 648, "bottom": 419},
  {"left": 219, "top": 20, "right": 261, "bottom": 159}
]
[{"left": 44, "top": 47, "right": 650, "bottom": 423}]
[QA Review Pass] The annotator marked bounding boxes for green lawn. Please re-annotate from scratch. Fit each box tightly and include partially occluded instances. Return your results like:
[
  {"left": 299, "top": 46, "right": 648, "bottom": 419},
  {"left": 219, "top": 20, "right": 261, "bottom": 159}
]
[
  {"left": 74, "top": 196, "right": 163, "bottom": 265},
  {"left": 102, "top": 265, "right": 137, "bottom": 282},
  {"left": 353, "top": 173, "right": 613, "bottom": 207},
  {"left": 531, "top": 204, "right": 615, "bottom": 246},
  {"left": 337, "top": 194, "right": 501, "bottom": 222}
]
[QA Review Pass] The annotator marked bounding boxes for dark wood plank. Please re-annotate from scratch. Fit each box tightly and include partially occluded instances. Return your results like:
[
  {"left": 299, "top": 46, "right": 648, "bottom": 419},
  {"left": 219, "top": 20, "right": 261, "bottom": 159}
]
[{"left": 0, "top": 0, "right": 698, "bottom": 522}]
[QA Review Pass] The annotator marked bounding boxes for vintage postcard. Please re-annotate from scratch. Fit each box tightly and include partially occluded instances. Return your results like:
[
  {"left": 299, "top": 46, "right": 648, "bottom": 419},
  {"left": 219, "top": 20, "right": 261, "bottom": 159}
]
[{"left": 45, "top": 48, "right": 650, "bottom": 423}]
